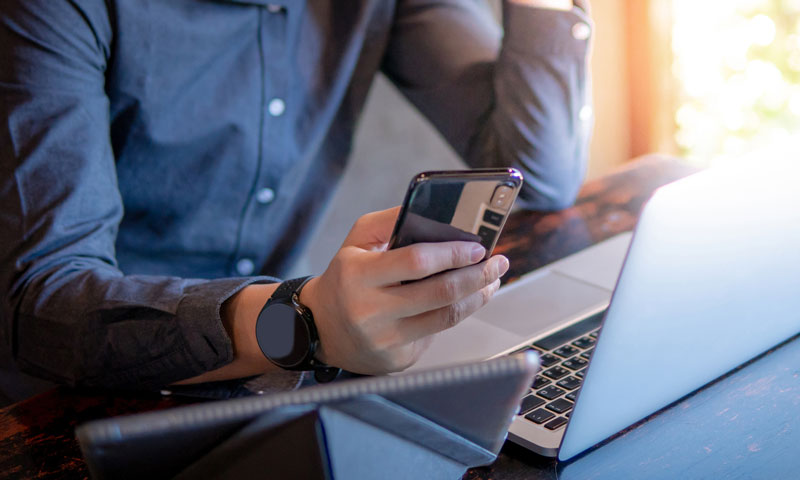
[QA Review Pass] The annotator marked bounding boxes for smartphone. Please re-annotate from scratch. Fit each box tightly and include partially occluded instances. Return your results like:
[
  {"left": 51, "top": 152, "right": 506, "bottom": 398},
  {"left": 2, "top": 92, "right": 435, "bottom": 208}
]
[{"left": 388, "top": 168, "right": 524, "bottom": 259}]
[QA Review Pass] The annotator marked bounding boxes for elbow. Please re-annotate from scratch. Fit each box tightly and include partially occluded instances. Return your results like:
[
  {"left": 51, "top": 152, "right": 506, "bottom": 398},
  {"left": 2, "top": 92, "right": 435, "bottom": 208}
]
[
  {"left": 488, "top": 111, "right": 590, "bottom": 211},
  {"left": 519, "top": 177, "right": 581, "bottom": 211},
  {"left": 517, "top": 148, "right": 587, "bottom": 211}
]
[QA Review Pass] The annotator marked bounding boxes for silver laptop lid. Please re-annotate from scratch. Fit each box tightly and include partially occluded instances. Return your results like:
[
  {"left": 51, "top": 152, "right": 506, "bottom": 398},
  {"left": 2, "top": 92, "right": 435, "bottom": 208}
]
[{"left": 560, "top": 162, "right": 800, "bottom": 461}]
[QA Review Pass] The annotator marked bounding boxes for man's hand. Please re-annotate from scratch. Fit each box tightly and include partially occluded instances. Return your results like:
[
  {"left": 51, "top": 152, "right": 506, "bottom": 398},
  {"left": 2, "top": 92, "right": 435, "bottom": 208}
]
[
  {"left": 179, "top": 206, "right": 508, "bottom": 384},
  {"left": 301, "top": 207, "right": 508, "bottom": 374}
]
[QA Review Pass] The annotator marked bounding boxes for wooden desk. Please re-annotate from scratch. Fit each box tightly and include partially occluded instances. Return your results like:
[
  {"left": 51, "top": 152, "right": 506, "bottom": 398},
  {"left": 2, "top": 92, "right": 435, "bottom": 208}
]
[{"left": 4, "top": 156, "right": 795, "bottom": 479}]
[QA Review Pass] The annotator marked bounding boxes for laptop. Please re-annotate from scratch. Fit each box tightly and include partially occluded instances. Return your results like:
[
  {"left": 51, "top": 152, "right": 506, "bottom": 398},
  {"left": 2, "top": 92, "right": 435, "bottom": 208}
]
[{"left": 406, "top": 162, "right": 800, "bottom": 461}]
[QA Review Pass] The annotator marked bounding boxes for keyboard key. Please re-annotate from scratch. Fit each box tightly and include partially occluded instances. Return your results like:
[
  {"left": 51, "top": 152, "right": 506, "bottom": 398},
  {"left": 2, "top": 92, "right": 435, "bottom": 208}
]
[
  {"left": 533, "top": 310, "right": 606, "bottom": 350},
  {"left": 546, "top": 398, "right": 574, "bottom": 414},
  {"left": 565, "top": 391, "right": 577, "bottom": 402},
  {"left": 556, "top": 376, "right": 582, "bottom": 390},
  {"left": 562, "top": 357, "right": 588, "bottom": 370},
  {"left": 545, "top": 416, "right": 568, "bottom": 430},
  {"left": 532, "top": 376, "right": 551, "bottom": 389},
  {"left": 553, "top": 345, "right": 579, "bottom": 358},
  {"left": 539, "top": 354, "right": 560, "bottom": 367},
  {"left": 537, "top": 385, "right": 566, "bottom": 400},
  {"left": 519, "top": 394, "right": 545, "bottom": 415},
  {"left": 576, "top": 368, "right": 587, "bottom": 378},
  {"left": 572, "top": 336, "right": 596, "bottom": 349},
  {"left": 525, "top": 408, "right": 555, "bottom": 424},
  {"left": 589, "top": 331, "right": 599, "bottom": 338},
  {"left": 580, "top": 348, "right": 594, "bottom": 360},
  {"left": 543, "top": 365, "right": 570, "bottom": 380}
]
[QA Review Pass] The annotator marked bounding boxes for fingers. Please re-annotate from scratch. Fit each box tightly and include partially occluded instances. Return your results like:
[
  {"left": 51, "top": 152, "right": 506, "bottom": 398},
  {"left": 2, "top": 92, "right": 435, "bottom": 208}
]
[
  {"left": 317, "top": 255, "right": 507, "bottom": 372},
  {"left": 341, "top": 206, "right": 401, "bottom": 249},
  {"left": 312, "top": 206, "right": 514, "bottom": 375},
  {"left": 365, "top": 241, "right": 487, "bottom": 286},
  {"left": 384, "top": 254, "right": 509, "bottom": 317},
  {"left": 399, "top": 279, "right": 502, "bottom": 343}
]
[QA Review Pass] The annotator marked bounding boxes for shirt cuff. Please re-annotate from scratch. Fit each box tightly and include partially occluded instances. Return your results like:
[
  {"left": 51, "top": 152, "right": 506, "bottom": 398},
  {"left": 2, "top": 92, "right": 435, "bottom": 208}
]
[
  {"left": 502, "top": 0, "right": 593, "bottom": 58},
  {"left": 176, "top": 276, "right": 305, "bottom": 394},
  {"left": 140, "top": 274, "right": 306, "bottom": 398},
  {"left": 72, "top": 276, "right": 277, "bottom": 390},
  {"left": 174, "top": 276, "right": 277, "bottom": 375}
]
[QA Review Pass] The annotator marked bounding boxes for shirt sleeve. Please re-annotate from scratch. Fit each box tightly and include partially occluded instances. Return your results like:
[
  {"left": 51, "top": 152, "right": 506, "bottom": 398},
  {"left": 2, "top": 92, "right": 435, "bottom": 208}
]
[
  {"left": 382, "top": 0, "right": 593, "bottom": 210},
  {"left": 0, "top": 0, "right": 265, "bottom": 390}
]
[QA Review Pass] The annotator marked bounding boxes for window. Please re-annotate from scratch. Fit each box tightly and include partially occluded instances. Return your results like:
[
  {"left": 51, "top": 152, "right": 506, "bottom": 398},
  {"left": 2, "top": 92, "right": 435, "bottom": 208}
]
[{"left": 671, "top": 0, "right": 800, "bottom": 165}]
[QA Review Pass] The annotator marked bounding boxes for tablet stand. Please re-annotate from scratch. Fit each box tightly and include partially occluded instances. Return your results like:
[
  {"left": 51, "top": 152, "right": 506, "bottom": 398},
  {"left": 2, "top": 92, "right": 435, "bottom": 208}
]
[
  {"left": 77, "top": 353, "right": 539, "bottom": 480},
  {"left": 174, "top": 395, "right": 498, "bottom": 479}
]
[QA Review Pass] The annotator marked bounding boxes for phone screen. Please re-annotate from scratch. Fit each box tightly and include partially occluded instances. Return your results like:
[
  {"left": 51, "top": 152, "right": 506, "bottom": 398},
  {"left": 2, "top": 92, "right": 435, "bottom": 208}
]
[{"left": 388, "top": 170, "right": 522, "bottom": 258}]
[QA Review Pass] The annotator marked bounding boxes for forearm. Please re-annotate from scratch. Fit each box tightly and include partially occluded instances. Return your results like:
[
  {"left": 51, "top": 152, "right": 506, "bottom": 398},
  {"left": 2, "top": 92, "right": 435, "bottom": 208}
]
[
  {"left": 467, "top": 0, "right": 593, "bottom": 210},
  {"left": 7, "top": 260, "right": 265, "bottom": 389},
  {"left": 176, "top": 283, "right": 282, "bottom": 384},
  {"left": 1, "top": 0, "right": 277, "bottom": 391},
  {"left": 384, "top": 0, "right": 593, "bottom": 210}
]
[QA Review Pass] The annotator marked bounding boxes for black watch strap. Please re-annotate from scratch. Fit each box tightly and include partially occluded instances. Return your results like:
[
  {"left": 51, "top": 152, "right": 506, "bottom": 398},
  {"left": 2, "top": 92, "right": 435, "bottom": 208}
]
[
  {"left": 260, "top": 276, "right": 340, "bottom": 382},
  {"left": 271, "top": 276, "right": 312, "bottom": 303}
]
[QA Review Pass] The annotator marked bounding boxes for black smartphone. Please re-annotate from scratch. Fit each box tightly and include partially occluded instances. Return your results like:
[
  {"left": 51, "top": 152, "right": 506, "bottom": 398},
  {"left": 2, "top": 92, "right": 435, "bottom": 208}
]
[{"left": 388, "top": 168, "right": 524, "bottom": 259}]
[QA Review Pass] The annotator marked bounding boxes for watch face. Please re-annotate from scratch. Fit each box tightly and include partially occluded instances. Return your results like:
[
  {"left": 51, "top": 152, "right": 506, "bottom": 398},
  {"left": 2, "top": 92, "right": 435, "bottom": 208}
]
[{"left": 256, "top": 302, "right": 312, "bottom": 368}]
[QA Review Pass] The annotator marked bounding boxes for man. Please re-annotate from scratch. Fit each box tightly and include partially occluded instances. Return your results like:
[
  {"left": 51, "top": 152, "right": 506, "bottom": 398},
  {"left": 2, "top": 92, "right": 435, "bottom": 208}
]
[{"left": 0, "top": 0, "right": 592, "bottom": 404}]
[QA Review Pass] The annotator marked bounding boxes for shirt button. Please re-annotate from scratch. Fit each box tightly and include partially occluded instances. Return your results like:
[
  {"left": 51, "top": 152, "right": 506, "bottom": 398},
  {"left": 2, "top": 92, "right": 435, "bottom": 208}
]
[
  {"left": 256, "top": 187, "right": 275, "bottom": 204},
  {"left": 266, "top": 4, "right": 283, "bottom": 13},
  {"left": 268, "top": 98, "right": 285, "bottom": 117},
  {"left": 579, "top": 104, "right": 593, "bottom": 122},
  {"left": 236, "top": 258, "right": 255, "bottom": 276},
  {"left": 572, "top": 22, "right": 591, "bottom": 41}
]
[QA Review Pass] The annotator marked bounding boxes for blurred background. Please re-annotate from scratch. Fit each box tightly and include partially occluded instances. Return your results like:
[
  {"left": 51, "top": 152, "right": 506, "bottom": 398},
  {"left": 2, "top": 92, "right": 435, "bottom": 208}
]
[{"left": 292, "top": 0, "right": 800, "bottom": 275}]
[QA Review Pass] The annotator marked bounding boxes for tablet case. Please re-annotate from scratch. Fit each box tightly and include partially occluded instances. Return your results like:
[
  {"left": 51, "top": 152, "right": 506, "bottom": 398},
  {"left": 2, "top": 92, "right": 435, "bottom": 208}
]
[{"left": 76, "top": 353, "right": 539, "bottom": 479}]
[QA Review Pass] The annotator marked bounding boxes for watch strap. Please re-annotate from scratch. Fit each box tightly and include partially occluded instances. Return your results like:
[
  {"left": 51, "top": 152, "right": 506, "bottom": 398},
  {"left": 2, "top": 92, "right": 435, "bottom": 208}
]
[
  {"left": 270, "top": 276, "right": 313, "bottom": 303},
  {"left": 262, "top": 276, "right": 340, "bottom": 382}
]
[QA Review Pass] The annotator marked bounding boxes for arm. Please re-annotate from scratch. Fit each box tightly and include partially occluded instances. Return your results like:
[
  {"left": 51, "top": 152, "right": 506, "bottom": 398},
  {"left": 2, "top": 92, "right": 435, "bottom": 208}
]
[
  {"left": 0, "top": 0, "right": 274, "bottom": 390},
  {"left": 0, "top": 0, "right": 508, "bottom": 390},
  {"left": 382, "top": 0, "right": 593, "bottom": 209},
  {"left": 189, "top": 207, "right": 510, "bottom": 379}
]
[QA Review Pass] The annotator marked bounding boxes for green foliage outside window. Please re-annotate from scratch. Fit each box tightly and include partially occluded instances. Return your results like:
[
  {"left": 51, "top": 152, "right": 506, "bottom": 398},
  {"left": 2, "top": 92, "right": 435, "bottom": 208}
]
[{"left": 672, "top": 0, "right": 800, "bottom": 165}]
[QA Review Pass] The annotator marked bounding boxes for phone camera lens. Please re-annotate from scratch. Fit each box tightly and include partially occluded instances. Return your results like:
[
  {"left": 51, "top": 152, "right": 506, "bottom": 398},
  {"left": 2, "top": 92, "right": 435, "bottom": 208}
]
[{"left": 491, "top": 185, "right": 514, "bottom": 210}]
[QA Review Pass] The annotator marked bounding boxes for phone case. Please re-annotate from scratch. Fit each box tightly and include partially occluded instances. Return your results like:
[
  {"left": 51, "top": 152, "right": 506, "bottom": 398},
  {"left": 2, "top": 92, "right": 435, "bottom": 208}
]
[{"left": 388, "top": 169, "right": 523, "bottom": 257}]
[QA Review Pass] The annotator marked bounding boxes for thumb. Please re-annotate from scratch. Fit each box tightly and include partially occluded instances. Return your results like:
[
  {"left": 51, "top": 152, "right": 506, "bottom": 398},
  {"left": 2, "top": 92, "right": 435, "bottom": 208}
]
[{"left": 342, "top": 206, "right": 401, "bottom": 249}]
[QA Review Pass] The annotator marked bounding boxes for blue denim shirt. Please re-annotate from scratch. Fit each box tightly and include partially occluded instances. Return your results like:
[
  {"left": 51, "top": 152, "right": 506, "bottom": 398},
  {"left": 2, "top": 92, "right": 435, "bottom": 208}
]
[{"left": 0, "top": 0, "right": 592, "bottom": 402}]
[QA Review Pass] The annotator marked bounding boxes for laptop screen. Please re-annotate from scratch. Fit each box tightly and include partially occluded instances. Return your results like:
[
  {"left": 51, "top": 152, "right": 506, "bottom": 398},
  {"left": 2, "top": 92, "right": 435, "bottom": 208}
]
[{"left": 560, "top": 164, "right": 800, "bottom": 460}]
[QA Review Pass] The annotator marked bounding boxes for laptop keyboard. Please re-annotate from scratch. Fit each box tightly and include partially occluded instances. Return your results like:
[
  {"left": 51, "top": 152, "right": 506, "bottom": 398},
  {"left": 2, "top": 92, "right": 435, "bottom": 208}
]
[{"left": 514, "top": 309, "right": 606, "bottom": 431}]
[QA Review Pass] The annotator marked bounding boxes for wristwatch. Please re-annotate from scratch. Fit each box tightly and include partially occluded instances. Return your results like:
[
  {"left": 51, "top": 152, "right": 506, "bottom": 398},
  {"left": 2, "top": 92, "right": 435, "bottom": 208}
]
[{"left": 255, "top": 276, "right": 340, "bottom": 382}]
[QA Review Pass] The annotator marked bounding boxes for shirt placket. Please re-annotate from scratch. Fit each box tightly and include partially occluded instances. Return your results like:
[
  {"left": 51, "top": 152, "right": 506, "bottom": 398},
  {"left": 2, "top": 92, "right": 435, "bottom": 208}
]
[{"left": 232, "top": 3, "right": 291, "bottom": 277}]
